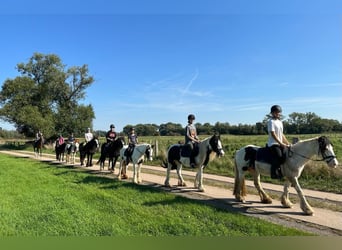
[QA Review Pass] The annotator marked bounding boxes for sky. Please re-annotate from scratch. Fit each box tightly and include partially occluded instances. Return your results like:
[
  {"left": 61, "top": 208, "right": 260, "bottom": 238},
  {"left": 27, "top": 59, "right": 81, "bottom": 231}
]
[{"left": 0, "top": 0, "right": 342, "bottom": 132}]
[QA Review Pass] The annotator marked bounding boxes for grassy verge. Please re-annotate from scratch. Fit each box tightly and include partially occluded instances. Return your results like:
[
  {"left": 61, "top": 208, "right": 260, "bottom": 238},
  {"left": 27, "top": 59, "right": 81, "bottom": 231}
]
[{"left": 0, "top": 153, "right": 312, "bottom": 236}]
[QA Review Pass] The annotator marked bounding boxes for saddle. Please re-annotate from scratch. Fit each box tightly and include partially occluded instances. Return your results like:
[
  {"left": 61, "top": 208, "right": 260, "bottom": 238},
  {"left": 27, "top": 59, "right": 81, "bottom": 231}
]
[
  {"left": 180, "top": 143, "right": 199, "bottom": 158},
  {"left": 124, "top": 144, "right": 135, "bottom": 163},
  {"left": 244, "top": 145, "right": 286, "bottom": 170}
]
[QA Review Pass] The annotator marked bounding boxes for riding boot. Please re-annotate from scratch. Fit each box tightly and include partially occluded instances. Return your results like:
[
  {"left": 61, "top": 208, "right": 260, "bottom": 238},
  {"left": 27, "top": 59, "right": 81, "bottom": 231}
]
[
  {"left": 271, "top": 165, "right": 283, "bottom": 179},
  {"left": 190, "top": 155, "right": 195, "bottom": 168}
]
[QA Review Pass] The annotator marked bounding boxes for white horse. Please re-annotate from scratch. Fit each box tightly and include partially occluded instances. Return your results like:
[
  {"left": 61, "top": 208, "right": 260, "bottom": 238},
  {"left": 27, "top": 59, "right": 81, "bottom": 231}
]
[
  {"left": 163, "top": 134, "right": 225, "bottom": 192},
  {"left": 117, "top": 143, "right": 154, "bottom": 184},
  {"left": 233, "top": 136, "right": 338, "bottom": 215},
  {"left": 66, "top": 141, "right": 79, "bottom": 164}
]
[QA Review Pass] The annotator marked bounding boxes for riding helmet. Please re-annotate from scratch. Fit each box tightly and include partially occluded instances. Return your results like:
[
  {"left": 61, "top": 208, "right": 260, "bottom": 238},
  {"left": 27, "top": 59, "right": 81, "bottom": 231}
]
[
  {"left": 188, "top": 114, "right": 196, "bottom": 120},
  {"left": 110, "top": 124, "right": 115, "bottom": 128},
  {"left": 271, "top": 105, "right": 282, "bottom": 113}
]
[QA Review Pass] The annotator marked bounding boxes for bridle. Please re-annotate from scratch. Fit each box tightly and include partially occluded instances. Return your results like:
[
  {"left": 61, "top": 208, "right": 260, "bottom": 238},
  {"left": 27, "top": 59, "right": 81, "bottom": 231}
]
[{"left": 288, "top": 137, "right": 336, "bottom": 164}]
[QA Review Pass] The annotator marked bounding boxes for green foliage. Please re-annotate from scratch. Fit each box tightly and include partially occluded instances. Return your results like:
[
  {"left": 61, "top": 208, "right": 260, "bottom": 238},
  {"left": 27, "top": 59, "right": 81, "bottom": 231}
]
[
  {"left": 0, "top": 154, "right": 312, "bottom": 236},
  {"left": 0, "top": 52, "right": 95, "bottom": 138}
]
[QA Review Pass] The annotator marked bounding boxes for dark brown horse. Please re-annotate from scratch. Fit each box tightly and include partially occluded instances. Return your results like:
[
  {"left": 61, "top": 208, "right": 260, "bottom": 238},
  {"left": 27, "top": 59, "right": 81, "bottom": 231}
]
[
  {"left": 33, "top": 137, "right": 44, "bottom": 157},
  {"left": 97, "top": 137, "right": 125, "bottom": 172},
  {"left": 79, "top": 138, "right": 99, "bottom": 167}
]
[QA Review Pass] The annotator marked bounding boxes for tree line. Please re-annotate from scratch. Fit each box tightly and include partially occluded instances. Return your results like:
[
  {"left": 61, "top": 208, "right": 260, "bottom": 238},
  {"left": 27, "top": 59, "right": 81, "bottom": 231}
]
[
  {"left": 1, "top": 53, "right": 341, "bottom": 140},
  {"left": 96, "top": 112, "right": 342, "bottom": 138}
]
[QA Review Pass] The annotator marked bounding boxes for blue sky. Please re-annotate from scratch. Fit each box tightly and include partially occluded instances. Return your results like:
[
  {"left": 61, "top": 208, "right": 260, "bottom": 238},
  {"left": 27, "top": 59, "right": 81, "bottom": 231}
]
[{"left": 0, "top": 0, "right": 342, "bottom": 132}]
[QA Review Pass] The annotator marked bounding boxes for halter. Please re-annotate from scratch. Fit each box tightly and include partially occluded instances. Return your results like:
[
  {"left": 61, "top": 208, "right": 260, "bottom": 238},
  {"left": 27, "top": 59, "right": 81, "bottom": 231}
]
[{"left": 288, "top": 137, "right": 336, "bottom": 164}]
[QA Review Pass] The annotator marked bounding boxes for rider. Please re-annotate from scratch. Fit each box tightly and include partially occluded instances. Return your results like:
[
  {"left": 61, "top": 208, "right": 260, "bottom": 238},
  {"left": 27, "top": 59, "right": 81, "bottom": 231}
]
[
  {"left": 35, "top": 130, "right": 43, "bottom": 142},
  {"left": 185, "top": 114, "right": 200, "bottom": 168},
  {"left": 68, "top": 133, "right": 75, "bottom": 144},
  {"left": 84, "top": 127, "right": 94, "bottom": 144},
  {"left": 67, "top": 133, "right": 75, "bottom": 150},
  {"left": 58, "top": 134, "right": 65, "bottom": 145},
  {"left": 267, "top": 105, "right": 290, "bottom": 179},
  {"left": 126, "top": 127, "right": 138, "bottom": 163},
  {"left": 106, "top": 124, "right": 117, "bottom": 144}
]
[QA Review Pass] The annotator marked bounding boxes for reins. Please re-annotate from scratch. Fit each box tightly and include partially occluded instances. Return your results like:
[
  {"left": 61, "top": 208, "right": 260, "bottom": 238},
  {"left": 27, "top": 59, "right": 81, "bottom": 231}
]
[{"left": 287, "top": 143, "right": 336, "bottom": 163}]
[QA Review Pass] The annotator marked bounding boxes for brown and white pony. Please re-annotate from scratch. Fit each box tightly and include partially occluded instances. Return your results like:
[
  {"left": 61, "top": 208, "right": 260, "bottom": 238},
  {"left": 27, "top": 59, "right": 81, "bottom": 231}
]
[{"left": 233, "top": 136, "right": 338, "bottom": 215}]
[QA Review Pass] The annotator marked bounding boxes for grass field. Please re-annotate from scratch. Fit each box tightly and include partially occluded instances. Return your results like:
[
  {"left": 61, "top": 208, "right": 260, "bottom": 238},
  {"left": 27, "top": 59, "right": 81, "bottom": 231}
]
[{"left": 0, "top": 153, "right": 313, "bottom": 236}]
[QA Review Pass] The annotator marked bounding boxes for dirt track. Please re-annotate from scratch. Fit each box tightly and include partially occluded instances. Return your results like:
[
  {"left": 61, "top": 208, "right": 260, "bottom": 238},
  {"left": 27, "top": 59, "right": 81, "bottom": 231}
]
[{"left": 1, "top": 149, "right": 342, "bottom": 236}]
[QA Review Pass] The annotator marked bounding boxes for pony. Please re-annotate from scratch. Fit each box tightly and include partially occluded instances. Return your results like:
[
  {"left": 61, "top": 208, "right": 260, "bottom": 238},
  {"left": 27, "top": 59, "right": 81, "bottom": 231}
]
[
  {"left": 97, "top": 137, "right": 125, "bottom": 171},
  {"left": 163, "top": 134, "right": 225, "bottom": 192},
  {"left": 79, "top": 138, "right": 99, "bottom": 167},
  {"left": 55, "top": 141, "right": 67, "bottom": 162},
  {"left": 117, "top": 143, "right": 154, "bottom": 184},
  {"left": 66, "top": 140, "right": 79, "bottom": 164},
  {"left": 233, "top": 136, "right": 338, "bottom": 215},
  {"left": 33, "top": 136, "right": 44, "bottom": 157}
]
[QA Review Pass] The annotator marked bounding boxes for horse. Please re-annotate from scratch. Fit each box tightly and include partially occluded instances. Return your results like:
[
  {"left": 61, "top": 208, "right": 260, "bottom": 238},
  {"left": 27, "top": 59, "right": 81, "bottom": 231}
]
[
  {"left": 97, "top": 137, "right": 125, "bottom": 172},
  {"left": 163, "top": 134, "right": 225, "bottom": 192},
  {"left": 117, "top": 143, "right": 154, "bottom": 184},
  {"left": 66, "top": 141, "right": 79, "bottom": 164},
  {"left": 33, "top": 137, "right": 44, "bottom": 157},
  {"left": 55, "top": 141, "right": 67, "bottom": 162},
  {"left": 233, "top": 135, "right": 339, "bottom": 215},
  {"left": 79, "top": 138, "right": 99, "bottom": 167}
]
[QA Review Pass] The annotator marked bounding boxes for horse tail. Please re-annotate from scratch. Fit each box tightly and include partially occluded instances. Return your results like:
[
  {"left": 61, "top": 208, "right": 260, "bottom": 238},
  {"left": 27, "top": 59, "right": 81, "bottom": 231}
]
[
  {"left": 233, "top": 152, "right": 247, "bottom": 198},
  {"left": 161, "top": 159, "right": 168, "bottom": 168}
]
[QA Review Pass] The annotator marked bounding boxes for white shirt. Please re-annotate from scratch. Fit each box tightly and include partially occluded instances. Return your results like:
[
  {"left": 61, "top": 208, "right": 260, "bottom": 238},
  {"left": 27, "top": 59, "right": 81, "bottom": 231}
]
[
  {"left": 85, "top": 132, "right": 93, "bottom": 142},
  {"left": 267, "top": 118, "right": 283, "bottom": 146}
]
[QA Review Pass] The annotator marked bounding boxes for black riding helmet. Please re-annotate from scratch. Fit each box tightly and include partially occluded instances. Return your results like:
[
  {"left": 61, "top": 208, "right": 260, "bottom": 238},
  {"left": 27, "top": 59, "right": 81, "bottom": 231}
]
[
  {"left": 188, "top": 114, "right": 195, "bottom": 120},
  {"left": 270, "top": 105, "right": 282, "bottom": 113},
  {"left": 110, "top": 124, "right": 115, "bottom": 128}
]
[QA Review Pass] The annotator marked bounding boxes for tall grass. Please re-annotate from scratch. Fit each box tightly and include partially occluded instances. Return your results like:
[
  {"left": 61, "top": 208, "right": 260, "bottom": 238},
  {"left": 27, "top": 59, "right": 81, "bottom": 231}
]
[{"left": 0, "top": 153, "right": 312, "bottom": 236}]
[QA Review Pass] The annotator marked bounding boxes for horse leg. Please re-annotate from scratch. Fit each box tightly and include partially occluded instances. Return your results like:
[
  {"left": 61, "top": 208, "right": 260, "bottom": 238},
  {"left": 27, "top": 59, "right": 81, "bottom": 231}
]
[
  {"left": 195, "top": 166, "right": 205, "bottom": 192},
  {"left": 164, "top": 163, "right": 172, "bottom": 187},
  {"left": 89, "top": 154, "right": 93, "bottom": 166},
  {"left": 132, "top": 163, "right": 138, "bottom": 184},
  {"left": 118, "top": 160, "right": 123, "bottom": 180},
  {"left": 290, "top": 177, "right": 314, "bottom": 215},
  {"left": 253, "top": 172, "right": 272, "bottom": 203},
  {"left": 176, "top": 164, "right": 186, "bottom": 187},
  {"left": 233, "top": 159, "right": 246, "bottom": 202},
  {"left": 137, "top": 163, "right": 142, "bottom": 183},
  {"left": 281, "top": 179, "right": 293, "bottom": 208}
]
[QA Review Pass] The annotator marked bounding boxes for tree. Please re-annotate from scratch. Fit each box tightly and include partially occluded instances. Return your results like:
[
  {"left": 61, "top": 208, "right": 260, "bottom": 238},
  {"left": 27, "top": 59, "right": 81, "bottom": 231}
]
[{"left": 0, "top": 52, "right": 95, "bottom": 138}]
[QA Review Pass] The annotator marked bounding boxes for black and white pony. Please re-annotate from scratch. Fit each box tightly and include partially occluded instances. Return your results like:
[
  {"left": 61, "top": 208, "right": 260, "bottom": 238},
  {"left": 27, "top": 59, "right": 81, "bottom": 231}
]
[
  {"left": 33, "top": 136, "right": 44, "bottom": 157},
  {"left": 163, "top": 134, "right": 225, "bottom": 192},
  {"left": 117, "top": 143, "right": 154, "bottom": 184},
  {"left": 66, "top": 141, "right": 79, "bottom": 164},
  {"left": 233, "top": 136, "right": 338, "bottom": 215},
  {"left": 97, "top": 137, "right": 125, "bottom": 172},
  {"left": 79, "top": 138, "right": 100, "bottom": 167},
  {"left": 55, "top": 141, "right": 67, "bottom": 162}
]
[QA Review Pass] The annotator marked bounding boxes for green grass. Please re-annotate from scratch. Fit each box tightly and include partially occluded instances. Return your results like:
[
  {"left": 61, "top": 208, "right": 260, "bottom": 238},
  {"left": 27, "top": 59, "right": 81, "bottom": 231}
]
[{"left": 0, "top": 153, "right": 312, "bottom": 236}]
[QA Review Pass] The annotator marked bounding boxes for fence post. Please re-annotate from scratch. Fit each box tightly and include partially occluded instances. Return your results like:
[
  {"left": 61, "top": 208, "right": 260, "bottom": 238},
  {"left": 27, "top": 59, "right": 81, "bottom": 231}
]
[{"left": 154, "top": 139, "right": 159, "bottom": 157}]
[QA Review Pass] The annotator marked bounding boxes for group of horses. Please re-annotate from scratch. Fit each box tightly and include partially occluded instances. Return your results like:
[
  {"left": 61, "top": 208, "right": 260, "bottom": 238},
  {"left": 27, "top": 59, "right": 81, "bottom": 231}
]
[{"left": 33, "top": 133, "right": 338, "bottom": 215}]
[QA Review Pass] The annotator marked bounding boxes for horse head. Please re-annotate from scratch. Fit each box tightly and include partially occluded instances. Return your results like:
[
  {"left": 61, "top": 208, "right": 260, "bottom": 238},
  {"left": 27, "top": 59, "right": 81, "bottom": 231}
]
[
  {"left": 144, "top": 144, "right": 154, "bottom": 161},
  {"left": 209, "top": 134, "right": 225, "bottom": 157},
  {"left": 318, "top": 136, "right": 338, "bottom": 168}
]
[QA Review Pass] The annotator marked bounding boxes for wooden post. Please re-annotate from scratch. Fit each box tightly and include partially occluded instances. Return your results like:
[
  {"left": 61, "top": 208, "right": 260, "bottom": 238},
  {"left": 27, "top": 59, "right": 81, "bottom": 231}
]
[{"left": 154, "top": 139, "right": 159, "bottom": 157}]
